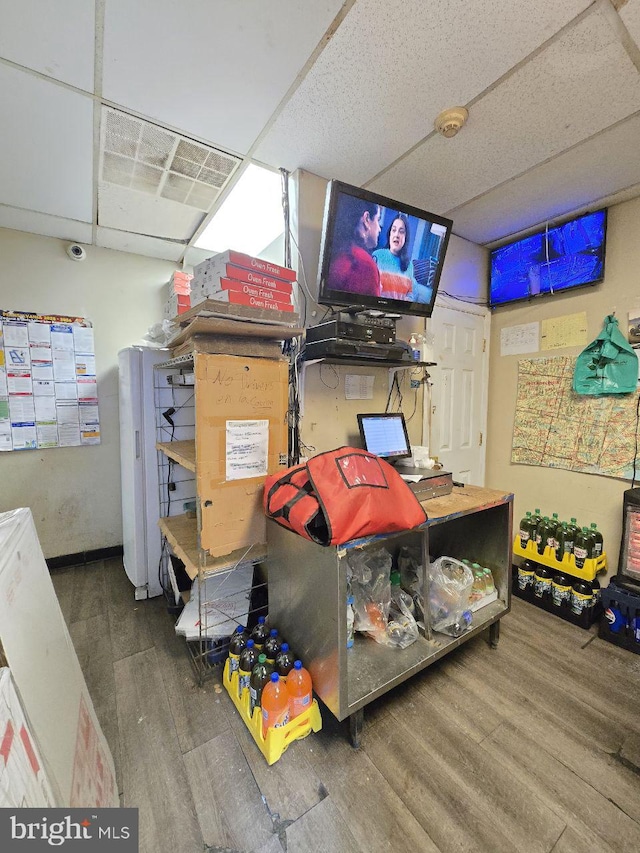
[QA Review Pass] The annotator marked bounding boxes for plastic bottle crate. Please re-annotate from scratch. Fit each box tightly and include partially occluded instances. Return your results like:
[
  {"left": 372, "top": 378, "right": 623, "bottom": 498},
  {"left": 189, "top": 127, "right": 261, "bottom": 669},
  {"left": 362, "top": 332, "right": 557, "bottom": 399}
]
[
  {"left": 513, "top": 537, "right": 606, "bottom": 582},
  {"left": 511, "top": 565, "right": 601, "bottom": 629},
  {"left": 598, "top": 578, "right": 640, "bottom": 655},
  {"left": 222, "top": 658, "right": 322, "bottom": 765}
]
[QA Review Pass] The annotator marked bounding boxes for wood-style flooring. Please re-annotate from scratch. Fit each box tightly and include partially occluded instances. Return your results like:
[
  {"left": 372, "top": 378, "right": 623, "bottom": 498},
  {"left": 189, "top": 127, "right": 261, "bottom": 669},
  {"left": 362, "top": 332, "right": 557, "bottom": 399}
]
[{"left": 52, "top": 558, "right": 640, "bottom": 853}]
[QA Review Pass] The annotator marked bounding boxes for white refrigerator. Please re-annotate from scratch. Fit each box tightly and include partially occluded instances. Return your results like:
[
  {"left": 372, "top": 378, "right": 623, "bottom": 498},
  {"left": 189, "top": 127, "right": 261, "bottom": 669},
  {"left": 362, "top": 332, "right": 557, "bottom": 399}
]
[{"left": 118, "top": 346, "right": 167, "bottom": 599}]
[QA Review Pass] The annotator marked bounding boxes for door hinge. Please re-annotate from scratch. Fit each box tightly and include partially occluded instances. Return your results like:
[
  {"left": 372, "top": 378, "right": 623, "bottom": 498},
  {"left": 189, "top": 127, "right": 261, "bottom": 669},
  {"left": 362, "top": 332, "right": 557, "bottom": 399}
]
[
  {"left": 482, "top": 339, "right": 486, "bottom": 353},
  {"left": 479, "top": 432, "right": 483, "bottom": 446}
]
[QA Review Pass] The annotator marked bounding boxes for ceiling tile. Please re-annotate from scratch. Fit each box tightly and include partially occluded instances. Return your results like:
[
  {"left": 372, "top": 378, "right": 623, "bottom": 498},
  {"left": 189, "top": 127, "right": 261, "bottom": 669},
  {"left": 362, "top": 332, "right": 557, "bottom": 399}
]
[
  {"left": 0, "top": 0, "right": 94, "bottom": 90},
  {"left": 96, "top": 227, "right": 185, "bottom": 262},
  {"left": 254, "top": 0, "right": 591, "bottom": 183},
  {"left": 102, "top": 0, "right": 344, "bottom": 154},
  {"left": 0, "top": 66, "right": 93, "bottom": 221},
  {"left": 620, "top": 0, "right": 640, "bottom": 50},
  {"left": 0, "top": 206, "right": 93, "bottom": 243},
  {"left": 448, "top": 115, "right": 640, "bottom": 244},
  {"left": 367, "top": 7, "right": 640, "bottom": 220},
  {"left": 98, "top": 184, "right": 203, "bottom": 241}
]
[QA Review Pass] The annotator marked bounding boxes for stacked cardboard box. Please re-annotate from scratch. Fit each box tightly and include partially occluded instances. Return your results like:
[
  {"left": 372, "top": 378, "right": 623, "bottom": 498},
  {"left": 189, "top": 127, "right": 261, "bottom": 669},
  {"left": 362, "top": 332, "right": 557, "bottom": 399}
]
[
  {"left": 163, "top": 270, "right": 193, "bottom": 320},
  {"left": 192, "top": 250, "right": 296, "bottom": 314}
]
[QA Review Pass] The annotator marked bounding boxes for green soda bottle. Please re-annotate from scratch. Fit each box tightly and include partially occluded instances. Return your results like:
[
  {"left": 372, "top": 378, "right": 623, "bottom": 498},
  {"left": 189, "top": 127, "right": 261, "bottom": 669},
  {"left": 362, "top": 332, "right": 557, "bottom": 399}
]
[
  {"left": 574, "top": 527, "right": 594, "bottom": 569},
  {"left": 589, "top": 522, "right": 604, "bottom": 558},
  {"left": 519, "top": 511, "right": 534, "bottom": 549}
]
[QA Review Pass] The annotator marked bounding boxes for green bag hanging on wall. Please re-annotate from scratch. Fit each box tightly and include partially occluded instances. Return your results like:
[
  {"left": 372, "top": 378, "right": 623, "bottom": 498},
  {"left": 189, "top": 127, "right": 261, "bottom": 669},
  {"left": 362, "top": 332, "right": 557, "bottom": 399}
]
[{"left": 573, "top": 314, "right": 638, "bottom": 395}]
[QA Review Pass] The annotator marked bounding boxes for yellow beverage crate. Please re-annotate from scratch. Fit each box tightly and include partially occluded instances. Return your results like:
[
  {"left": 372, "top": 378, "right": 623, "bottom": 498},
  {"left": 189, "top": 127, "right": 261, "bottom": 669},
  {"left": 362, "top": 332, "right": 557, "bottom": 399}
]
[
  {"left": 222, "top": 658, "right": 322, "bottom": 765},
  {"left": 513, "top": 537, "right": 606, "bottom": 582}
]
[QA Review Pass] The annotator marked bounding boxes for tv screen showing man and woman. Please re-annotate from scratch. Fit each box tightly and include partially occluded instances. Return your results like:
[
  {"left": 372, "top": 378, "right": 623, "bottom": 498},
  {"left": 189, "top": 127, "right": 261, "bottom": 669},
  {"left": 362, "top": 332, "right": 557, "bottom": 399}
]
[
  {"left": 317, "top": 181, "right": 453, "bottom": 318},
  {"left": 489, "top": 209, "right": 607, "bottom": 307}
]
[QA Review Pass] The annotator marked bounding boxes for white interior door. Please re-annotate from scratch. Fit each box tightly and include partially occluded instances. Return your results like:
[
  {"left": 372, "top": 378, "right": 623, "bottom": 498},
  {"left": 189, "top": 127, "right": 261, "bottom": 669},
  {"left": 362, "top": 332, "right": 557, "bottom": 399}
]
[{"left": 424, "top": 304, "right": 489, "bottom": 485}]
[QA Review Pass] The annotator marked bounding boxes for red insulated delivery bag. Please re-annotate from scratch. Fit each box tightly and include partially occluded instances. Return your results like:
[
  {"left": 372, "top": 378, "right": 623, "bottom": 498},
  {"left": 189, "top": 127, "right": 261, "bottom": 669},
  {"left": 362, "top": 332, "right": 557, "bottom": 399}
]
[{"left": 263, "top": 447, "right": 427, "bottom": 546}]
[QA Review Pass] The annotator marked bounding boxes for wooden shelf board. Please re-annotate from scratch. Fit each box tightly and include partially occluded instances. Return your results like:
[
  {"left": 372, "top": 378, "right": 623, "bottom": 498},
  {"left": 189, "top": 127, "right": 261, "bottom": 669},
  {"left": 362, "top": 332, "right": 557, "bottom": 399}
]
[
  {"left": 159, "top": 513, "right": 267, "bottom": 580},
  {"left": 156, "top": 440, "right": 196, "bottom": 472}
]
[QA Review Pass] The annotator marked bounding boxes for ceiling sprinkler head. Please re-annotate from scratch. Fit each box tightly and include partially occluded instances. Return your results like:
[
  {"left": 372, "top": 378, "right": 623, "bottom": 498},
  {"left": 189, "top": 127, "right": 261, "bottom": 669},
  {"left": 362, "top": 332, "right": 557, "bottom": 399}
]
[{"left": 434, "top": 107, "right": 469, "bottom": 138}]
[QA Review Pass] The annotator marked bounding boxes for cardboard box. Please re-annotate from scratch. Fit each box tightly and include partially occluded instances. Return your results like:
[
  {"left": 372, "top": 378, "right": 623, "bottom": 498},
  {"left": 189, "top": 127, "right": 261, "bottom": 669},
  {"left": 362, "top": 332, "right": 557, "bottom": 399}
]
[
  {"left": 0, "top": 509, "right": 118, "bottom": 807},
  {"left": 194, "top": 354, "right": 289, "bottom": 558},
  {"left": 0, "top": 668, "right": 56, "bottom": 807},
  {"left": 217, "top": 265, "right": 293, "bottom": 292},
  {"left": 194, "top": 250, "right": 296, "bottom": 284},
  {"left": 210, "top": 278, "right": 293, "bottom": 306},
  {"left": 202, "top": 290, "right": 294, "bottom": 313}
]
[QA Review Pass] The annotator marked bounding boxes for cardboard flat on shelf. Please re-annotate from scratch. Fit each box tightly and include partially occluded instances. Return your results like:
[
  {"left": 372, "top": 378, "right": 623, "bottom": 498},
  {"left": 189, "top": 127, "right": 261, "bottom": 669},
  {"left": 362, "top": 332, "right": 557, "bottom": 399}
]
[
  {"left": 169, "top": 314, "right": 302, "bottom": 349},
  {"left": 174, "top": 298, "right": 300, "bottom": 329},
  {"left": 170, "top": 332, "right": 286, "bottom": 361},
  {"left": 0, "top": 508, "right": 118, "bottom": 807}
]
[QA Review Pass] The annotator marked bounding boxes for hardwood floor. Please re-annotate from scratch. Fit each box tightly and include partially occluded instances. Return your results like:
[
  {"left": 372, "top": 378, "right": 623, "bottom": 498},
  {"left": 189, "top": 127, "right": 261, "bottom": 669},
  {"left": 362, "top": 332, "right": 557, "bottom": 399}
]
[{"left": 52, "top": 558, "right": 640, "bottom": 853}]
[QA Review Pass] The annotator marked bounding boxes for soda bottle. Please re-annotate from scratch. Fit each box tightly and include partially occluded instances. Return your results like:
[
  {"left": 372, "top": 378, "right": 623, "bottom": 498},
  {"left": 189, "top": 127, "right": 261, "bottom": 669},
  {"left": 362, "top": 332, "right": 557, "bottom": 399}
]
[
  {"left": 589, "top": 523, "right": 604, "bottom": 558},
  {"left": 550, "top": 513, "right": 560, "bottom": 549},
  {"left": 551, "top": 573, "right": 572, "bottom": 607},
  {"left": 531, "top": 508, "right": 543, "bottom": 527},
  {"left": 574, "top": 527, "right": 593, "bottom": 569},
  {"left": 591, "top": 577, "right": 601, "bottom": 606},
  {"left": 482, "top": 567, "right": 495, "bottom": 596},
  {"left": 516, "top": 559, "right": 535, "bottom": 591},
  {"left": 471, "top": 563, "right": 486, "bottom": 601},
  {"left": 261, "top": 672, "right": 290, "bottom": 738},
  {"left": 287, "top": 660, "right": 313, "bottom": 720},
  {"left": 536, "top": 517, "right": 555, "bottom": 555},
  {"left": 633, "top": 608, "right": 640, "bottom": 643},
  {"left": 533, "top": 565, "right": 553, "bottom": 600},
  {"left": 249, "top": 654, "right": 273, "bottom": 717},
  {"left": 275, "top": 643, "right": 295, "bottom": 680},
  {"left": 228, "top": 626, "right": 248, "bottom": 676},
  {"left": 570, "top": 580, "right": 594, "bottom": 615},
  {"left": 250, "top": 615, "right": 269, "bottom": 651},
  {"left": 346, "top": 595, "right": 355, "bottom": 648},
  {"left": 604, "top": 600, "right": 627, "bottom": 633},
  {"left": 238, "top": 639, "right": 259, "bottom": 699},
  {"left": 264, "top": 628, "right": 283, "bottom": 664},
  {"left": 556, "top": 522, "right": 574, "bottom": 562},
  {"left": 518, "top": 511, "right": 534, "bottom": 549},
  {"left": 568, "top": 517, "right": 580, "bottom": 539},
  {"left": 441, "top": 609, "right": 472, "bottom": 637}
]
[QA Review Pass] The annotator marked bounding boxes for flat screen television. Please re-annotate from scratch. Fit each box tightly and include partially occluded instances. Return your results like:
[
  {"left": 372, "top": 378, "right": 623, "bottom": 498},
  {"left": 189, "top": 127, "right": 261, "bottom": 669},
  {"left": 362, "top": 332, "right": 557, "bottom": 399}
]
[
  {"left": 489, "top": 209, "right": 607, "bottom": 308},
  {"left": 316, "top": 180, "right": 453, "bottom": 318}
]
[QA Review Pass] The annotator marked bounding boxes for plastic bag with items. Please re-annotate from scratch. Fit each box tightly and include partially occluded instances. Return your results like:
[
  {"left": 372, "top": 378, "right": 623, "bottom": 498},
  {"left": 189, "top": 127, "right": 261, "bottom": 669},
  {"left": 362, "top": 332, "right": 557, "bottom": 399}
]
[
  {"left": 428, "top": 556, "right": 474, "bottom": 636},
  {"left": 347, "top": 548, "right": 419, "bottom": 648}
]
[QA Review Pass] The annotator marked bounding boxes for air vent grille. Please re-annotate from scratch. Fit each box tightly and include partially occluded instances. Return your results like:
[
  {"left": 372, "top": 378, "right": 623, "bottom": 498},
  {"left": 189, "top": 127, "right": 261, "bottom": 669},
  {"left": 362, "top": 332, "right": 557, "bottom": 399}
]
[{"left": 100, "top": 107, "right": 241, "bottom": 211}]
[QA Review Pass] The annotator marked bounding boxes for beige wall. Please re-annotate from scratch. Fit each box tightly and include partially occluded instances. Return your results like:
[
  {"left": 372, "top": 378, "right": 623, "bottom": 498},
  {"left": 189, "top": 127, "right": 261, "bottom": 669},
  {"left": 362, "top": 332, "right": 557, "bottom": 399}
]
[
  {"left": 0, "top": 228, "right": 174, "bottom": 558},
  {"left": 485, "top": 197, "right": 640, "bottom": 573}
]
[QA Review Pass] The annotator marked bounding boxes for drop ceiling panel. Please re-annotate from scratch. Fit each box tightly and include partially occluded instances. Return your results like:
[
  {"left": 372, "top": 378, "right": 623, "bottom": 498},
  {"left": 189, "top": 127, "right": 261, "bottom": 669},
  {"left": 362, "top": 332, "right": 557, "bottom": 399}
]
[
  {"left": 368, "top": 8, "right": 640, "bottom": 217},
  {"left": 0, "top": 66, "right": 93, "bottom": 221},
  {"left": 0, "top": 207, "right": 93, "bottom": 244},
  {"left": 254, "top": 0, "right": 591, "bottom": 183},
  {"left": 0, "top": 0, "right": 94, "bottom": 90},
  {"left": 620, "top": 0, "right": 640, "bottom": 49},
  {"left": 96, "top": 227, "right": 184, "bottom": 262},
  {"left": 98, "top": 184, "right": 203, "bottom": 241},
  {"left": 102, "top": 0, "right": 344, "bottom": 154},
  {"left": 447, "top": 114, "right": 640, "bottom": 245}
]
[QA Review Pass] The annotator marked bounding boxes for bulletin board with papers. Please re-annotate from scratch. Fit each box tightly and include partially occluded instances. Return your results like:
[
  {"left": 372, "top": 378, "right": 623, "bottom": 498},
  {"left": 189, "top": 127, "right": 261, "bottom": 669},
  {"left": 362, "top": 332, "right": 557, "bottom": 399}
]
[{"left": 0, "top": 310, "right": 100, "bottom": 451}]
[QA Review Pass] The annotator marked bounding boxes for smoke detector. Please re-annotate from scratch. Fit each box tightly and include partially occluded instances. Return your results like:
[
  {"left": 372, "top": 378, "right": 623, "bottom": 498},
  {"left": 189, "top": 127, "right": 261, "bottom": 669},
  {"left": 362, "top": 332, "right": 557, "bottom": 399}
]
[{"left": 434, "top": 107, "right": 469, "bottom": 138}]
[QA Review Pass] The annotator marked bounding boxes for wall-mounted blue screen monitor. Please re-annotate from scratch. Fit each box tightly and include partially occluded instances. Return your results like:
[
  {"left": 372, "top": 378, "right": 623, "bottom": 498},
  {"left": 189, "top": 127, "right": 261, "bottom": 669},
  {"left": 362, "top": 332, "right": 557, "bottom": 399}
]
[{"left": 489, "top": 209, "right": 607, "bottom": 308}]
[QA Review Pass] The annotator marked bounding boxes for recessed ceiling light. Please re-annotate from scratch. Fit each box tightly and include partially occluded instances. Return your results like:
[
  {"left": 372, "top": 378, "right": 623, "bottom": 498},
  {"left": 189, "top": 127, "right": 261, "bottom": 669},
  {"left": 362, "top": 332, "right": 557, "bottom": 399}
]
[{"left": 195, "top": 164, "right": 284, "bottom": 256}]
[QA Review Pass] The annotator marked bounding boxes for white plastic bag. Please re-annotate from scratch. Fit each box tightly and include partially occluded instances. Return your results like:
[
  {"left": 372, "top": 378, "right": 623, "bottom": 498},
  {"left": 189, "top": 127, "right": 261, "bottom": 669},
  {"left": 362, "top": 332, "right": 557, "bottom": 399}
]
[{"left": 428, "top": 556, "right": 474, "bottom": 634}]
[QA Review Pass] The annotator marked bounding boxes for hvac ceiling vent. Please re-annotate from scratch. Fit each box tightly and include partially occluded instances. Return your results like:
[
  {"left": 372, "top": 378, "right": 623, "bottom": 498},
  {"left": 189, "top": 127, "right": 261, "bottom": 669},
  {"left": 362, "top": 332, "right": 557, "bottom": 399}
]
[{"left": 100, "top": 107, "right": 242, "bottom": 212}]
